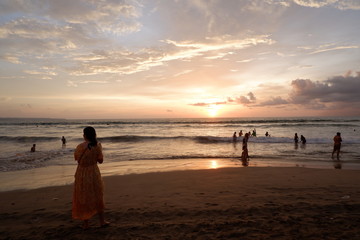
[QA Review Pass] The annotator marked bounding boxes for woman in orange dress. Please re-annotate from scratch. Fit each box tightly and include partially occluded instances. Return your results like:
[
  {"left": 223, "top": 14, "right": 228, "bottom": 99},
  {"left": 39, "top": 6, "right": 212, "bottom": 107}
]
[{"left": 72, "top": 126, "right": 108, "bottom": 229}]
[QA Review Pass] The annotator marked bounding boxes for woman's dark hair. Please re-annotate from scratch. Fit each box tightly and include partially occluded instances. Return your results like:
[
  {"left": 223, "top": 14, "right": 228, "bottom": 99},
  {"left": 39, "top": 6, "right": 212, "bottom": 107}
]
[{"left": 83, "top": 126, "right": 98, "bottom": 149}]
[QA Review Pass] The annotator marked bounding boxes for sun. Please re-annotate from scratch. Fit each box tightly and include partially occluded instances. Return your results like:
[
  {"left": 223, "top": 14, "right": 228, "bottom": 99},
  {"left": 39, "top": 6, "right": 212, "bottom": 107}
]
[{"left": 207, "top": 104, "right": 221, "bottom": 117}]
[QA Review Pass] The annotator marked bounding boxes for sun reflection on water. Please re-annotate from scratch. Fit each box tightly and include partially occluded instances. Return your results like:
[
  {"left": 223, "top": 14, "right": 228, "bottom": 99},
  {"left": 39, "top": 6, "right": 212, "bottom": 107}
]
[{"left": 210, "top": 160, "right": 218, "bottom": 169}]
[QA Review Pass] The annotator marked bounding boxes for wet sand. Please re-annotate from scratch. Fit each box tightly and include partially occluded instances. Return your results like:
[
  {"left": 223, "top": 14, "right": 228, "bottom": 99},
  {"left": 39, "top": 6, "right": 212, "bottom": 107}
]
[{"left": 1, "top": 167, "right": 360, "bottom": 239}]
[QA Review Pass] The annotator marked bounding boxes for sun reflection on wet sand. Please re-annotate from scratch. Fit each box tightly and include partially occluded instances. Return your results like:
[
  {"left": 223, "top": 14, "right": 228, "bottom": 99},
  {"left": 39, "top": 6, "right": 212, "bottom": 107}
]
[{"left": 210, "top": 160, "right": 218, "bottom": 169}]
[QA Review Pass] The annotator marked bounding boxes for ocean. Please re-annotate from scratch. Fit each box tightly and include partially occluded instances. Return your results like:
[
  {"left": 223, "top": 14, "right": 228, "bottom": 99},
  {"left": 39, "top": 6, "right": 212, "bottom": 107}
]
[{"left": 0, "top": 117, "right": 360, "bottom": 191}]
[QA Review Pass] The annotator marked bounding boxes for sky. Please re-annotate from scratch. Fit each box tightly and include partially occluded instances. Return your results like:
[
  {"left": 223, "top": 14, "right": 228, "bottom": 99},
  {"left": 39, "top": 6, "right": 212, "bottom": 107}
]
[{"left": 0, "top": 0, "right": 360, "bottom": 119}]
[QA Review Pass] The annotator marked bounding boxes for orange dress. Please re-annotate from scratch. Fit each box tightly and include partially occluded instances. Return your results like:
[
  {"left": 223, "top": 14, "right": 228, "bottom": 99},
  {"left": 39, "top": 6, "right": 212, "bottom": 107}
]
[{"left": 72, "top": 142, "right": 104, "bottom": 220}]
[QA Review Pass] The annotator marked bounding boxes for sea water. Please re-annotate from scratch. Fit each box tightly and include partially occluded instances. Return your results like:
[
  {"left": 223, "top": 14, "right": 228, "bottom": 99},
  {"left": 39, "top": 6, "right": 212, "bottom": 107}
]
[{"left": 0, "top": 117, "right": 359, "bottom": 190}]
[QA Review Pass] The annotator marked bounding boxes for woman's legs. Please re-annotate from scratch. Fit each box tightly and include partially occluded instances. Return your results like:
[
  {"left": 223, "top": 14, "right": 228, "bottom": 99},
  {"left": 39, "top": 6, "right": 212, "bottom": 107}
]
[
  {"left": 98, "top": 211, "right": 110, "bottom": 227},
  {"left": 82, "top": 219, "right": 89, "bottom": 229}
]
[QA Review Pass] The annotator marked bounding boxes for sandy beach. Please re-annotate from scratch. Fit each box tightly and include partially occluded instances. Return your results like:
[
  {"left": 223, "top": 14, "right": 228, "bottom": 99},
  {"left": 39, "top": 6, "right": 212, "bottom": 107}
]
[{"left": 1, "top": 167, "right": 360, "bottom": 240}]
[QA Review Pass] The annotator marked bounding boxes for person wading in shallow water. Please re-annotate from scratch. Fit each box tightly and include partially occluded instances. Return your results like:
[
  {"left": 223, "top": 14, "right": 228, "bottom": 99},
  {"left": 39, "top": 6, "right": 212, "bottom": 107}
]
[
  {"left": 294, "top": 133, "right": 299, "bottom": 143},
  {"left": 332, "top": 132, "right": 342, "bottom": 160},
  {"left": 300, "top": 135, "right": 306, "bottom": 144},
  {"left": 72, "top": 126, "right": 109, "bottom": 229},
  {"left": 30, "top": 144, "right": 36, "bottom": 152},
  {"left": 241, "top": 133, "right": 250, "bottom": 166}
]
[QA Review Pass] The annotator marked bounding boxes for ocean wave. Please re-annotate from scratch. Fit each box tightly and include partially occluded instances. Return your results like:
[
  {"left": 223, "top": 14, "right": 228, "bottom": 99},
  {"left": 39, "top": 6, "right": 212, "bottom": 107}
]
[
  {"left": 0, "top": 136, "right": 60, "bottom": 143},
  {"left": 98, "top": 135, "right": 360, "bottom": 144},
  {"left": 1, "top": 117, "right": 359, "bottom": 126},
  {"left": 2, "top": 134, "right": 360, "bottom": 144},
  {"left": 0, "top": 148, "right": 72, "bottom": 172}
]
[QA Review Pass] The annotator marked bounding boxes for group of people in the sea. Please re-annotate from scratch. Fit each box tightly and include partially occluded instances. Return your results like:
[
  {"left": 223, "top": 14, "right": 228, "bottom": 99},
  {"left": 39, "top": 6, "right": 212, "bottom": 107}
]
[
  {"left": 233, "top": 129, "right": 260, "bottom": 140},
  {"left": 233, "top": 129, "right": 274, "bottom": 141},
  {"left": 29, "top": 136, "right": 66, "bottom": 153},
  {"left": 293, "top": 133, "right": 306, "bottom": 144},
  {"left": 232, "top": 130, "right": 343, "bottom": 167}
]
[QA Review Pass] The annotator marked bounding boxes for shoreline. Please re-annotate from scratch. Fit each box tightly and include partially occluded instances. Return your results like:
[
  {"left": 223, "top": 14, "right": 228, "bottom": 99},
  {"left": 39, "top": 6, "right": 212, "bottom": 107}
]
[
  {"left": 1, "top": 167, "right": 360, "bottom": 239},
  {"left": 0, "top": 157, "right": 358, "bottom": 192}
]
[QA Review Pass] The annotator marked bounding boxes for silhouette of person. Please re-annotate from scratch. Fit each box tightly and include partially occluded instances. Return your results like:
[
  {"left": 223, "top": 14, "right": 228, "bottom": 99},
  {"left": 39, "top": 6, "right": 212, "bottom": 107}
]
[
  {"left": 232, "top": 132, "right": 237, "bottom": 142},
  {"left": 30, "top": 144, "right": 36, "bottom": 152},
  {"left": 252, "top": 129, "right": 256, "bottom": 137},
  {"left": 239, "top": 130, "right": 243, "bottom": 137},
  {"left": 241, "top": 133, "right": 250, "bottom": 164},
  {"left": 300, "top": 135, "right": 306, "bottom": 144},
  {"left": 294, "top": 133, "right": 299, "bottom": 143},
  {"left": 265, "top": 131, "right": 270, "bottom": 137},
  {"left": 332, "top": 132, "right": 342, "bottom": 160},
  {"left": 61, "top": 136, "right": 66, "bottom": 145}
]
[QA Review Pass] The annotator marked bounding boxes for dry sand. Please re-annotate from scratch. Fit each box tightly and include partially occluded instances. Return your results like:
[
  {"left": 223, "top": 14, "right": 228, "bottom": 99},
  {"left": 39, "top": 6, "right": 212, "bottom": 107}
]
[{"left": 1, "top": 167, "right": 360, "bottom": 240}]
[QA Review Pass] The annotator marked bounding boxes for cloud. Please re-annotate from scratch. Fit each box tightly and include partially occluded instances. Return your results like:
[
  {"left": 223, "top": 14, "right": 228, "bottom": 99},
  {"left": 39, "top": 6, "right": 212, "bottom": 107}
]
[
  {"left": 24, "top": 69, "right": 57, "bottom": 76},
  {"left": 0, "top": 17, "right": 96, "bottom": 57},
  {"left": 191, "top": 92, "right": 257, "bottom": 108},
  {"left": 260, "top": 96, "right": 289, "bottom": 106},
  {"left": 228, "top": 92, "right": 257, "bottom": 105},
  {"left": 258, "top": 72, "right": 360, "bottom": 110},
  {"left": 80, "top": 80, "right": 108, "bottom": 84},
  {"left": 191, "top": 72, "right": 360, "bottom": 113},
  {"left": 290, "top": 73, "right": 360, "bottom": 104},
  {"left": 309, "top": 45, "right": 359, "bottom": 55},
  {"left": 0, "top": 54, "right": 21, "bottom": 64},
  {"left": 292, "top": 0, "right": 360, "bottom": 10},
  {"left": 173, "top": 70, "right": 193, "bottom": 77},
  {"left": 0, "top": 0, "right": 142, "bottom": 75},
  {"left": 67, "top": 80, "right": 78, "bottom": 87},
  {"left": 190, "top": 101, "right": 227, "bottom": 107},
  {"left": 68, "top": 35, "right": 274, "bottom": 76},
  {"left": 189, "top": 102, "right": 208, "bottom": 107},
  {"left": 292, "top": 0, "right": 337, "bottom": 8},
  {"left": 0, "top": 0, "right": 142, "bottom": 35}
]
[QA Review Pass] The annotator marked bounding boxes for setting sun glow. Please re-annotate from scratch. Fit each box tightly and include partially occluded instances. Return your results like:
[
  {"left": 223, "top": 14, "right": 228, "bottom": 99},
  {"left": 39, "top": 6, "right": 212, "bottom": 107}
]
[
  {"left": 210, "top": 160, "right": 218, "bottom": 169},
  {"left": 207, "top": 105, "right": 221, "bottom": 118}
]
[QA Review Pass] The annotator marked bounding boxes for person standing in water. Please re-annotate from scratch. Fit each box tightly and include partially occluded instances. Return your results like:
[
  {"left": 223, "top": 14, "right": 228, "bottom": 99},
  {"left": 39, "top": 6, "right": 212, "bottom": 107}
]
[
  {"left": 241, "top": 133, "right": 250, "bottom": 164},
  {"left": 72, "top": 126, "right": 109, "bottom": 229},
  {"left": 252, "top": 129, "right": 257, "bottom": 137},
  {"left": 294, "top": 133, "right": 299, "bottom": 143},
  {"left": 61, "top": 136, "right": 66, "bottom": 145},
  {"left": 332, "top": 132, "right": 342, "bottom": 160},
  {"left": 30, "top": 144, "right": 36, "bottom": 152},
  {"left": 300, "top": 135, "right": 306, "bottom": 144}
]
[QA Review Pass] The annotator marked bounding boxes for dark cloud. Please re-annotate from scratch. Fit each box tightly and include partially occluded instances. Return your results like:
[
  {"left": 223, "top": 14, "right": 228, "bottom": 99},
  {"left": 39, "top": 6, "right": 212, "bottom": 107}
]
[
  {"left": 290, "top": 73, "right": 360, "bottom": 104},
  {"left": 228, "top": 92, "right": 257, "bottom": 105},
  {"left": 190, "top": 73, "right": 360, "bottom": 114},
  {"left": 256, "top": 72, "right": 360, "bottom": 112}
]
